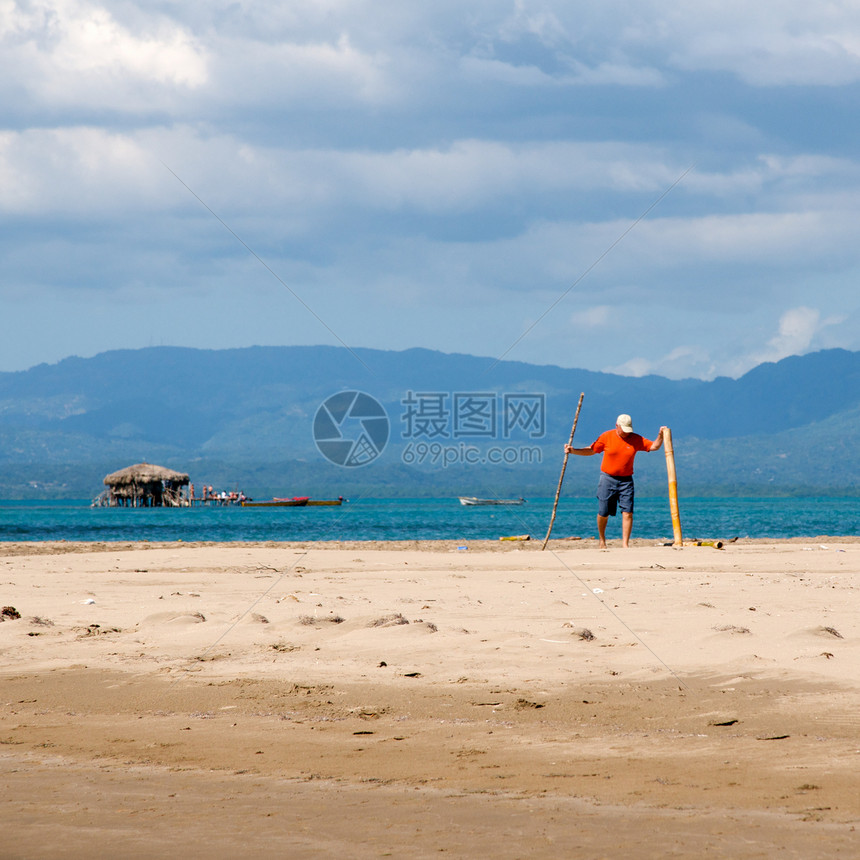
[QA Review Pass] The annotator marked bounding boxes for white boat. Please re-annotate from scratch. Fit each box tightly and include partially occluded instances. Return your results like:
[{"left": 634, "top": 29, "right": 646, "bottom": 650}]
[{"left": 458, "top": 496, "right": 525, "bottom": 506}]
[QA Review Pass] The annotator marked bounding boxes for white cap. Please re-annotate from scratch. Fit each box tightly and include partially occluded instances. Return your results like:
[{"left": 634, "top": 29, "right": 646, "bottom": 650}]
[{"left": 616, "top": 414, "right": 633, "bottom": 433}]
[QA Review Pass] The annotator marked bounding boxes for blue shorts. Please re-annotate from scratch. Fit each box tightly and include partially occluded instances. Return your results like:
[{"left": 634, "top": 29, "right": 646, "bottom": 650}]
[{"left": 597, "top": 472, "right": 634, "bottom": 517}]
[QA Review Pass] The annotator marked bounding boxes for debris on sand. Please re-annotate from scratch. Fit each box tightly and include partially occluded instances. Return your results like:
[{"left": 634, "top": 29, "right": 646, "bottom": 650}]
[
  {"left": 369, "top": 613, "right": 409, "bottom": 627},
  {"left": 563, "top": 623, "right": 595, "bottom": 641},
  {"left": 271, "top": 642, "right": 300, "bottom": 652},
  {"left": 299, "top": 614, "right": 344, "bottom": 625}
]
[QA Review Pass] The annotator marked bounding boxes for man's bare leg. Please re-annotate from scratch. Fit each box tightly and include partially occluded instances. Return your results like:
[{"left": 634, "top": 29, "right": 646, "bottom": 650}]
[
  {"left": 597, "top": 514, "right": 608, "bottom": 548},
  {"left": 622, "top": 511, "right": 633, "bottom": 547}
]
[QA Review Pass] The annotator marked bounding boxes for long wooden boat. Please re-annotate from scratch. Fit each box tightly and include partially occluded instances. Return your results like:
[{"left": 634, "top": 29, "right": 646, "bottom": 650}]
[
  {"left": 306, "top": 498, "right": 344, "bottom": 506},
  {"left": 241, "top": 497, "right": 309, "bottom": 507},
  {"left": 458, "top": 496, "right": 525, "bottom": 506}
]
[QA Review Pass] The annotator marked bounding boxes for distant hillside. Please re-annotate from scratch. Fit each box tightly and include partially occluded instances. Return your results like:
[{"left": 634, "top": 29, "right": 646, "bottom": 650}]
[{"left": 0, "top": 345, "right": 858, "bottom": 498}]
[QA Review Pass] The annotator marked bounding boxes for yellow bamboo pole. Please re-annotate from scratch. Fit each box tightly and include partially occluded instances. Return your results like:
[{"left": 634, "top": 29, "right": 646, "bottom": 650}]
[{"left": 663, "top": 427, "right": 683, "bottom": 546}]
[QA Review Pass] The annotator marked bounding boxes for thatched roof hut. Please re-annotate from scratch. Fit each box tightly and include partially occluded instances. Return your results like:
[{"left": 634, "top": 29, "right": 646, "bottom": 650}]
[{"left": 102, "top": 463, "right": 190, "bottom": 507}]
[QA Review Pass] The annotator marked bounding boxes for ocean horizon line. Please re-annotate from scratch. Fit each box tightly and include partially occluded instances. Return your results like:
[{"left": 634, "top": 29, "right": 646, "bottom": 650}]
[{"left": 1, "top": 496, "right": 856, "bottom": 543}]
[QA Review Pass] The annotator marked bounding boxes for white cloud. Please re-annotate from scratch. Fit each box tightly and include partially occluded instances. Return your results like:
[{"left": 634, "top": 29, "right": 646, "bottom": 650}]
[
  {"left": 608, "top": 356, "right": 653, "bottom": 378},
  {"left": 495, "top": 0, "right": 569, "bottom": 45},
  {"left": 209, "top": 32, "right": 397, "bottom": 108},
  {"left": 1, "top": 0, "right": 207, "bottom": 112},
  {"left": 52, "top": 2, "right": 205, "bottom": 85},
  {"left": 0, "top": 127, "right": 161, "bottom": 213},
  {"left": 459, "top": 1, "right": 860, "bottom": 88},
  {"left": 0, "top": 130, "right": 687, "bottom": 218},
  {"left": 665, "top": 4, "right": 860, "bottom": 86},
  {"left": 448, "top": 1, "right": 860, "bottom": 89},
  {"left": 570, "top": 306, "right": 612, "bottom": 328},
  {"left": 607, "top": 345, "right": 717, "bottom": 380},
  {"left": 728, "top": 306, "right": 848, "bottom": 376},
  {"left": 333, "top": 140, "right": 678, "bottom": 212},
  {"left": 603, "top": 209, "right": 859, "bottom": 280},
  {"left": 603, "top": 0, "right": 860, "bottom": 87}
]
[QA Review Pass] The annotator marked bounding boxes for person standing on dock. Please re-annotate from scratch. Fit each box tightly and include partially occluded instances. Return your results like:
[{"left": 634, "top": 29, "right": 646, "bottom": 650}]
[{"left": 565, "top": 414, "right": 667, "bottom": 548}]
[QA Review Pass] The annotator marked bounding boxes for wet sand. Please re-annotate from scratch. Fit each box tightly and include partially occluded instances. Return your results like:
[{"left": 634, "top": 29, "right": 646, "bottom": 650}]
[{"left": 1, "top": 538, "right": 858, "bottom": 857}]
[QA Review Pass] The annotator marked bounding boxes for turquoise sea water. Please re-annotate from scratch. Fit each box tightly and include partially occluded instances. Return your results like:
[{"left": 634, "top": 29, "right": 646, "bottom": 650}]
[{"left": 0, "top": 497, "right": 856, "bottom": 543}]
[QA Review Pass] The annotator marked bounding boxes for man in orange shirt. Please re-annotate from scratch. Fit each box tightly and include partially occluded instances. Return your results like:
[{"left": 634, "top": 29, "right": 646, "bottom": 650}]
[{"left": 566, "top": 414, "right": 666, "bottom": 548}]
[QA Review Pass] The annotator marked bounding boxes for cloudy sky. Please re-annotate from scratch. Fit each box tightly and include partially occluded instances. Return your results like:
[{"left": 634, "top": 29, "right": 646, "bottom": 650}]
[{"left": 2, "top": 0, "right": 859, "bottom": 379}]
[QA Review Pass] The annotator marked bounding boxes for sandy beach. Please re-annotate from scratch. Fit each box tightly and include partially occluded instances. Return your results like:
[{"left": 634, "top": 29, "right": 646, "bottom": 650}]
[{"left": 1, "top": 536, "right": 858, "bottom": 858}]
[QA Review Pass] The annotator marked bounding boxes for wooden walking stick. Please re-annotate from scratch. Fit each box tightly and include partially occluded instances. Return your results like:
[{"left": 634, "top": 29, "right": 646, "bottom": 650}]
[
  {"left": 541, "top": 392, "right": 584, "bottom": 550},
  {"left": 663, "top": 426, "right": 683, "bottom": 546}
]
